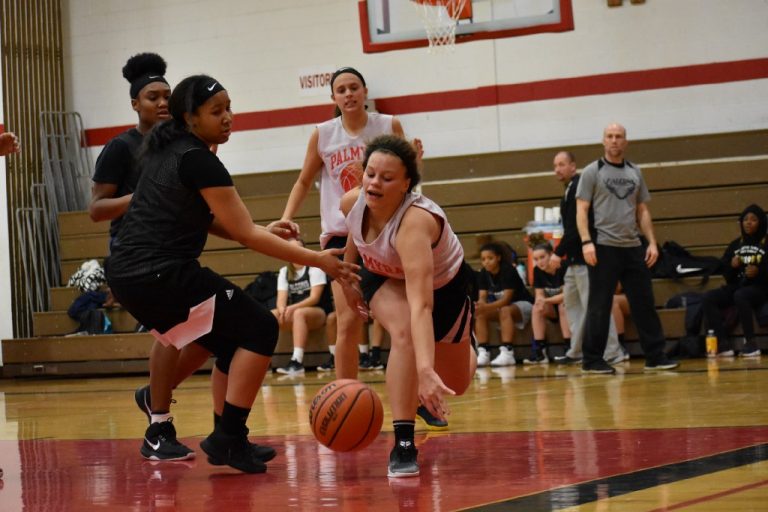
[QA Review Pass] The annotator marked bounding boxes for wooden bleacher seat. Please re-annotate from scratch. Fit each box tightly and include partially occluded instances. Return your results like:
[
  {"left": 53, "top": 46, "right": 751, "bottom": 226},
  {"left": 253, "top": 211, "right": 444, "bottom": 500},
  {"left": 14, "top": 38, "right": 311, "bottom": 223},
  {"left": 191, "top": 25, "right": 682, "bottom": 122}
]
[{"left": 3, "top": 130, "right": 767, "bottom": 376}]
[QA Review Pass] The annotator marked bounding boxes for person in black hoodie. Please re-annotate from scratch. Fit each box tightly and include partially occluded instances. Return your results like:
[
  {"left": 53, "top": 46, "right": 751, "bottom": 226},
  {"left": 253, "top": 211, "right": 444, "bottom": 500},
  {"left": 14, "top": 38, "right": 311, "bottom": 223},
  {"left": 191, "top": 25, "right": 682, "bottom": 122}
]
[{"left": 702, "top": 204, "right": 767, "bottom": 357}]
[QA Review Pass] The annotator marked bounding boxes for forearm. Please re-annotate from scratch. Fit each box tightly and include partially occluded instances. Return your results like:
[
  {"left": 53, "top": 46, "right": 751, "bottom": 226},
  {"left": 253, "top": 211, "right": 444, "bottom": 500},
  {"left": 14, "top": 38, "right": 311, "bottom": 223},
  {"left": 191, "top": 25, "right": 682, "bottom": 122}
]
[
  {"left": 576, "top": 204, "right": 591, "bottom": 242},
  {"left": 410, "top": 305, "right": 436, "bottom": 373},
  {"left": 208, "top": 217, "right": 233, "bottom": 239},
  {"left": 239, "top": 226, "right": 320, "bottom": 268},
  {"left": 637, "top": 208, "right": 656, "bottom": 245},
  {"left": 89, "top": 194, "right": 132, "bottom": 222}
]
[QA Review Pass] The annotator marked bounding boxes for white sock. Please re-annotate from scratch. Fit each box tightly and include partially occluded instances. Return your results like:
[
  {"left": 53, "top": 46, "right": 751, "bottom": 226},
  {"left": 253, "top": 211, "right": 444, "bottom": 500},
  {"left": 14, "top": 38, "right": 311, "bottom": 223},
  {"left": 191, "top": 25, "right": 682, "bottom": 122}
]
[
  {"left": 359, "top": 344, "right": 369, "bottom": 354},
  {"left": 329, "top": 345, "right": 336, "bottom": 356},
  {"left": 292, "top": 347, "right": 304, "bottom": 363},
  {"left": 151, "top": 413, "right": 172, "bottom": 424}
]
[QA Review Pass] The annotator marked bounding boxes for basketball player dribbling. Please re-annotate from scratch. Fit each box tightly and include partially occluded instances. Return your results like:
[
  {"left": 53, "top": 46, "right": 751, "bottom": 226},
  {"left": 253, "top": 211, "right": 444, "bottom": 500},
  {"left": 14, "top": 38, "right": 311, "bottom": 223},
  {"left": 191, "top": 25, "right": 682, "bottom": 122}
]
[
  {"left": 280, "top": 67, "right": 418, "bottom": 380},
  {"left": 340, "top": 135, "right": 477, "bottom": 477},
  {"left": 106, "top": 74, "right": 359, "bottom": 473}
]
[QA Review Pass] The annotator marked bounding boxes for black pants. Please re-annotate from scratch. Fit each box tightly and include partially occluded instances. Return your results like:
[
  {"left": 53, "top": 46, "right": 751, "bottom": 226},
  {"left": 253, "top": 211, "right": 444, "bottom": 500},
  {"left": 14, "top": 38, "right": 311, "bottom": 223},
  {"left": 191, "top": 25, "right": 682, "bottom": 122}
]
[
  {"left": 702, "top": 283, "right": 766, "bottom": 350},
  {"left": 584, "top": 244, "right": 666, "bottom": 364}
]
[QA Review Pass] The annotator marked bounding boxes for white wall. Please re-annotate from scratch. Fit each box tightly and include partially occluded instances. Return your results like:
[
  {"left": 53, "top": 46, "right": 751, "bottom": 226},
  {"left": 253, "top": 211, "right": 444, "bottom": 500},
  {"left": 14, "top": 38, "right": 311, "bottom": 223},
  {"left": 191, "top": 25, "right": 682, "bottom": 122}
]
[{"left": 62, "top": 0, "right": 768, "bottom": 175}]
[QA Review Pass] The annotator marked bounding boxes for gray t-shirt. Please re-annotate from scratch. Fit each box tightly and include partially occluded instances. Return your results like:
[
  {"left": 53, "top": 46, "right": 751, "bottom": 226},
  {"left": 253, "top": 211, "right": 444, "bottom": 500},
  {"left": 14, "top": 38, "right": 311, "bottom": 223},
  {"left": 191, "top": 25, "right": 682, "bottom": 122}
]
[{"left": 576, "top": 158, "right": 650, "bottom": 247}]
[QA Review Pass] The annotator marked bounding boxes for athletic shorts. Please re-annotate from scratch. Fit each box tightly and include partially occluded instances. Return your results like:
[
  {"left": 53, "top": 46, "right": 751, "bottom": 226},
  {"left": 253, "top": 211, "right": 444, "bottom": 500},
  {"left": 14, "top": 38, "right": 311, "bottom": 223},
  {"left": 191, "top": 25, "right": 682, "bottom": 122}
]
[
  {"left": 361, "top": 262, "right": 475, "bottom": 344},
  {"left": 107, "top": 260, "right": 277, "bottom": 358},
  {"left": 513, "top": 300, "right": 533, "bottom": 329}
]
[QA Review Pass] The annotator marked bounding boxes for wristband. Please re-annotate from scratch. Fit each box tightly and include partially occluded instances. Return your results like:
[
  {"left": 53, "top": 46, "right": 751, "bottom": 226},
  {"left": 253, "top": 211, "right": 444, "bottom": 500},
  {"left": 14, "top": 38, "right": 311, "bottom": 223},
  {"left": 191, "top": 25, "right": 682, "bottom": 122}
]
[{"left": 582, "top": 240, "right": 593, "bottom": 246}]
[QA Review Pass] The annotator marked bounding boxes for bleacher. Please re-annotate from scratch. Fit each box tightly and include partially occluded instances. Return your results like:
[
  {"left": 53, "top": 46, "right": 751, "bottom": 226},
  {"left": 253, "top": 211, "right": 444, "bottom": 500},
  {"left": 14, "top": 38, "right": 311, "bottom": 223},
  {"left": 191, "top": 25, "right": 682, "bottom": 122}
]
[{"left": 2, "top": 129, "right": 766, "bottom": 377}]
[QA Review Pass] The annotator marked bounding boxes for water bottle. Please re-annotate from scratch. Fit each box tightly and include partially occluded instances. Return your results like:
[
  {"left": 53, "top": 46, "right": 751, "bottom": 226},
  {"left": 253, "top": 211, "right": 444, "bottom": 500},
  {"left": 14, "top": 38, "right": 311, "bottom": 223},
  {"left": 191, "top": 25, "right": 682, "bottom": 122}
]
[
  {"left": 705, "top": 329, "right": 718, "bottom": 358},
  {"left": 516, "top": 263, "right": 527, "bottom": 285}
]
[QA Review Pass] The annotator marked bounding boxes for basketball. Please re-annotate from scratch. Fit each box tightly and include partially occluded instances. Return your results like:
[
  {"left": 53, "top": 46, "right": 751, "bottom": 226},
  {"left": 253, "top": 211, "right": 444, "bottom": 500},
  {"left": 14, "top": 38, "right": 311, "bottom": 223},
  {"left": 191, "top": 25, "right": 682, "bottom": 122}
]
[{"left": 308, "top": 379, "right": 384, "bottom": 452}]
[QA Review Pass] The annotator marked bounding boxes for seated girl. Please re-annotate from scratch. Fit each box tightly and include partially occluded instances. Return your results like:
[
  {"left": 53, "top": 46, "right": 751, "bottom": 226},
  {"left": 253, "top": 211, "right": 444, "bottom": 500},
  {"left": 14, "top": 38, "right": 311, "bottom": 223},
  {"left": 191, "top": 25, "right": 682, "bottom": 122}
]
[
  {"left": 525, "top": 243, "right": 571, "bottom": 364},
  {"left": 475, "top": 242, "right": 533, "bottom": 367},
  {"left": 274, "top": 239, "right": 334, "bottom": 375}
]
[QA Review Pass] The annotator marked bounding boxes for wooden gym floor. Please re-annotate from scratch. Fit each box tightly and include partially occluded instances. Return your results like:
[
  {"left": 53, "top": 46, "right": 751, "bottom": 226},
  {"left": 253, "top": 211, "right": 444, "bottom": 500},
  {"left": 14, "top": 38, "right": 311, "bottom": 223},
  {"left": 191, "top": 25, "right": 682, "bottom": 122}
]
[{"left": 0, "top": 357, "right": 767, "bottom": 511}]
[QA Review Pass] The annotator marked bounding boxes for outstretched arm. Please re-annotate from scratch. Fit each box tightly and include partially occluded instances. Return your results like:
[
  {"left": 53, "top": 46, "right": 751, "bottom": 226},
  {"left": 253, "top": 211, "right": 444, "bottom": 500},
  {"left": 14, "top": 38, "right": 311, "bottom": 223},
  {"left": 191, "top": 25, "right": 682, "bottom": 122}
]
[{"left": 397, "top": 207, "right": 455, "bottom": 420}]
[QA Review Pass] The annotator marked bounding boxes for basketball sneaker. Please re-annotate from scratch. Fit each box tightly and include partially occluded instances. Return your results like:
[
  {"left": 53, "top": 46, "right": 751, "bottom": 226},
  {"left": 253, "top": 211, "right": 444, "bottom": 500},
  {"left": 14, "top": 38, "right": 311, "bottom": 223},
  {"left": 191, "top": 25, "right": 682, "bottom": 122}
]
[
  {"left": 207, "top": 425, "right": 276, "bottom": 465},
  {"left": 141, "top": 420, "right": 195, "bottom": 461},
  {"left": 359, "top": 352, "right": 373, "bottom": 371},
  {"left": 581, "top": 360, "right": 616, "bottom": 374},
  {"left": 276, "top": 359, "right": 304, "bottom": 375},
  {"left": 367, "top": 356, "right": 385, "bottom": 370},
  {"left": 476, "top": 346, "right": 491, "bottom": 367},
  {"left": 316, "top": 355, "right": 335, "bottom": 372},
  {"left": 490, "top": 346, "right": 515, "bottom": 366},
  {"left": 523, "top": 347, "right": 549, "bottom": 365},
  {"left": 387, "top": 440, "right": 419, "bottom": 478},
  {"left": 643, "top": 356, "right": 680, "bottom": 371},
  {"left": 554, "top": 355, "right": 582, "bottom": 365},
  {"left": 200, "top": 428, "right": 267, "bottom": 474},
  {"left": 415, "top": 405, "right": 448, "bottom": 431}
]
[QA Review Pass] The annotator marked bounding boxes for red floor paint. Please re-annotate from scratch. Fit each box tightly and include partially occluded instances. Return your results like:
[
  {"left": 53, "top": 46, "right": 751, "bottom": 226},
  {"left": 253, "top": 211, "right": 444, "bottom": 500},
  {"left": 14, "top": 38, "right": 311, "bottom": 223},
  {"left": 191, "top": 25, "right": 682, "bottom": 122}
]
[{"left": 0, "top": 426, "right": 766, "bottom": 511}]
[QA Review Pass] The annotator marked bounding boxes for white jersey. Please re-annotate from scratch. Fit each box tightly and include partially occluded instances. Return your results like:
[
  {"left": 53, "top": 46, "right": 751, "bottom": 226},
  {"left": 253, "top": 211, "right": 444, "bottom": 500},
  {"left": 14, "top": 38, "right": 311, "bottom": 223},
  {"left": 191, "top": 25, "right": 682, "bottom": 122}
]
[
  {"left": 346, "top": 192, "right": 464, "bottom": 289},
  {"left": 316, "top": 112, "right": 393, "bottom": 248}
]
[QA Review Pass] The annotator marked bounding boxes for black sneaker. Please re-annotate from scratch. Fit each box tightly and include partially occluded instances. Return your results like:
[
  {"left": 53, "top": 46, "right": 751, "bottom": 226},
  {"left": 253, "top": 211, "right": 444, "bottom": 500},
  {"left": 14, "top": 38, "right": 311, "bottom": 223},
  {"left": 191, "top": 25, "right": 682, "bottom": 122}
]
[
  {"left": 581, "top": 360, "right": 616, "bottom": 374},
  {"left": 368, "top": 356, "right": 385, "bottom": 370},
  {"left": 317, "top": 355, "right": 335, "bottom": 372},
  {"left": 388, "top": 440, "right": 419, "bottom": 478},
  {"left": 141, "top": 420, "right": 195, "bottom": 461},
  {"left": 554, "top": 355, "right": 582, "bottom": 365},
  {"left": 207, "top": 426, "right": 276, "bottom": 465},
  {"left": 359, "top": 352, "right": 371, "bottom": 370},
  {"left": 415, "top": 405, "right": 448, "bottom": 431},
  {"left": 135, "top": 385, "right": 151, "bottom": 423},
  {"left": 275, "top": 359, "right": 304, "bottom": 375},
  {"left": 200, "top": 429, "right": 267, "bottom": 474},
  {"left": 644, "top": 357, "right": 679, "bottom": 371}
]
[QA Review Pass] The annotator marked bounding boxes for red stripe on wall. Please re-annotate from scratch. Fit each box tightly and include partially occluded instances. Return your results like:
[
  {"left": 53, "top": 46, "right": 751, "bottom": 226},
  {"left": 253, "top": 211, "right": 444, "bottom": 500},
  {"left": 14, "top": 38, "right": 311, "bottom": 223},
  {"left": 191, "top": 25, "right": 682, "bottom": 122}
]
[{"left": 83, "top": 58, "right": 768, "bottom": 147}]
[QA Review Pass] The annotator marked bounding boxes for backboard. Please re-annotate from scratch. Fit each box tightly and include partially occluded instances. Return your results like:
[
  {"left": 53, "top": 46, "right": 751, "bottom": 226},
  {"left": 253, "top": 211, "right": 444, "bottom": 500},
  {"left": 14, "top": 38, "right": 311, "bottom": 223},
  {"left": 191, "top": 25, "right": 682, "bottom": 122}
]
[{"left": 358, "top": 0, "right": 574, "bottom": 53}]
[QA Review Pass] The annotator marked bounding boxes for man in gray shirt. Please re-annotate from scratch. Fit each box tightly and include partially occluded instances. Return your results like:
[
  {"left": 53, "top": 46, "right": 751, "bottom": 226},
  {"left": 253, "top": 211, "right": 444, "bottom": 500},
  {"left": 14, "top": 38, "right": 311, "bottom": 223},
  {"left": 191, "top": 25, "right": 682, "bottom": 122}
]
[{"left": 576, "top": 123, "right": 679, "bottom": 374}]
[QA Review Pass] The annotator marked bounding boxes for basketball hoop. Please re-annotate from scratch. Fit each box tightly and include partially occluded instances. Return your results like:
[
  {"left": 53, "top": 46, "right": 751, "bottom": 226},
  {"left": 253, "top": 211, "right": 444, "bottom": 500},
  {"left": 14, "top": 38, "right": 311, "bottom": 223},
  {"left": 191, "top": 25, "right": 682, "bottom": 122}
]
[{"left": 411, "top": 0, "right": 470, "bottom": 53}]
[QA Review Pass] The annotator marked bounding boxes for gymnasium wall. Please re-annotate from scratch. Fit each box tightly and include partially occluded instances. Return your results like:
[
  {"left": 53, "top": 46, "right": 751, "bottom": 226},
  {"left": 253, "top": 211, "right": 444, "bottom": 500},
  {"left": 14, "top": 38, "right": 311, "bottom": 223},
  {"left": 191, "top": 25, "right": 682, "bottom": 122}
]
[
  {"left": 61, "top": 0, "right": 768, "bottom": 175},
  {"left": 0, "top": 38, "right": 10, "bottom": 348}
]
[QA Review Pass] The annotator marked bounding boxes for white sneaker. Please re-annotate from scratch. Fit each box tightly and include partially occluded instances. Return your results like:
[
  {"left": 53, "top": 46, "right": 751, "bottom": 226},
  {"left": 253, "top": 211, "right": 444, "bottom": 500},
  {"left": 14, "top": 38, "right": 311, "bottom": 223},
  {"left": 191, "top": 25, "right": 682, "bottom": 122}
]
[
  {"left": 491, "top": 346, "right": 516, "bottom": 367},
  {"left": 717, "top": 350, "right": 735, "bottom": 358},
  {"left": 741, "top": 349, "right": 761, "bottom": 358},
  {"left": 477, "top": 346, "right": 491, "bottom": 367}
]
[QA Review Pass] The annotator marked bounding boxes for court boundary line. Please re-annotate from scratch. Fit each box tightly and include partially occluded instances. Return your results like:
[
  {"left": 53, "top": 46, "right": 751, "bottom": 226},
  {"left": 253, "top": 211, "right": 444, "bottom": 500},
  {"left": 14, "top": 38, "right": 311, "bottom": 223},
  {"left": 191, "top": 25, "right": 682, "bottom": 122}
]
[{"left": 457, "top": 442, "right": 768, "bottom": 511}]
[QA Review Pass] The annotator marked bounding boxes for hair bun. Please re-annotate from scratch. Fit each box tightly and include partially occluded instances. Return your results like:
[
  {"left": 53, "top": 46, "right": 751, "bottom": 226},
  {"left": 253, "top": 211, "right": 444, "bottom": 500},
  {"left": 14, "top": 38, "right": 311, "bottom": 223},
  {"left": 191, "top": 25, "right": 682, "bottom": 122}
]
[{"left": 122, "top": 53, "right": 167, "bottom": 82}]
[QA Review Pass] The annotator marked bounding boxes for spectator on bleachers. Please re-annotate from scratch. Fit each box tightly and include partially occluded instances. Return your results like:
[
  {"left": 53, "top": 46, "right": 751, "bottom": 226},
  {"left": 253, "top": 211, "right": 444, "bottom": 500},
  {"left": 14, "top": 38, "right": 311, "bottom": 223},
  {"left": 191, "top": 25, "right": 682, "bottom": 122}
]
[
  {"left": 576, "top": 123, "right": 678, "bottom": 373},
  {"left": 702, "top": 204, "right": 767, "bottom": 357},
  {"left": 475, "top": 242, "right": 533, "bottom": 367},
  {"left": 525, "top": 243, "right": 570, "bottom": 364},
  {"left": 274, "top": 239, "right": 334, "bottom": 375},
  {"left": 317, "top": 311, "right": 337, "bottom": 371},
  {"left": 548, "top": 150, "right": 624, "bottom": 366}
]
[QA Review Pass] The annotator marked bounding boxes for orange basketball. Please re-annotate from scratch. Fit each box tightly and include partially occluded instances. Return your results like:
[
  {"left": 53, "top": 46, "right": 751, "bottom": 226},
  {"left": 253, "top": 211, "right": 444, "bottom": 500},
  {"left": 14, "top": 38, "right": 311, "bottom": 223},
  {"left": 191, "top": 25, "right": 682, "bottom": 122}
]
[{"left": 309, "top": 379, "right": 384, "bottom": 452}]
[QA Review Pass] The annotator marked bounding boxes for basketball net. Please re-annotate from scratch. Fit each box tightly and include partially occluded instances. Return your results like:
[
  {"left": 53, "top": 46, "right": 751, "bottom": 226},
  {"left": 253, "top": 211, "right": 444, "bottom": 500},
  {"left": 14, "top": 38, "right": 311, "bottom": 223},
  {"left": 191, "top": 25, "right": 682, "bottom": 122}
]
[{"left": 412, "top": 0, "right": 468, "bottom": 53}]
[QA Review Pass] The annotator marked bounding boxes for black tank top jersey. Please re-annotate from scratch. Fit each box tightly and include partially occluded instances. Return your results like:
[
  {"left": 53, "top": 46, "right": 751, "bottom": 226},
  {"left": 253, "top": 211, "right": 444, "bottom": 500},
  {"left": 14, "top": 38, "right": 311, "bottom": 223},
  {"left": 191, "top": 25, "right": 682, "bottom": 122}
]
[
  {"left": 107, "top": 133, "right": 233, "bottom": 280},
  {"left": 287, "top": 268, "right": 313, "bottom": 305},
  {"left": 92, "top": 128, "right": 144, "bottom": 237}
]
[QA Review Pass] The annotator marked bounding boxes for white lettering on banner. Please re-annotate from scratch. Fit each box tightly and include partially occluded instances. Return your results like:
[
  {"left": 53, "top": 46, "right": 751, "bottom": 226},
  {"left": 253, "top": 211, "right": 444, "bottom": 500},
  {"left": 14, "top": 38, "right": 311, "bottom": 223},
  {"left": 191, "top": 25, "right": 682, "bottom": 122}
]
[{"left": 298, "top": 65, "right": 337, "bottom": 97}]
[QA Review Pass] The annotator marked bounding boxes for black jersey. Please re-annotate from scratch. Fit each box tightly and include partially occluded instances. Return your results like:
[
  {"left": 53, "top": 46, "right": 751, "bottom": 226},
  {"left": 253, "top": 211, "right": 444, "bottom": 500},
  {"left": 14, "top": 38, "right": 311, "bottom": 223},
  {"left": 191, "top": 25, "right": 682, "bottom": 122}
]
[
  {"left": 533, "top": 266, "right": 564, "bottom": 298},
  {"left": 478, "top": 262, "right": 532, "bottom": 304},
  {"left": 92, "top": 128, "right": 144, "bottom": 237},
  {"left": 107, "top": 133, "right": 233, "bottom": 280}
]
